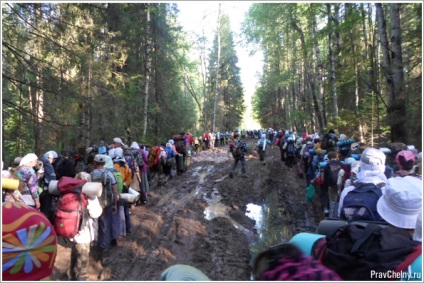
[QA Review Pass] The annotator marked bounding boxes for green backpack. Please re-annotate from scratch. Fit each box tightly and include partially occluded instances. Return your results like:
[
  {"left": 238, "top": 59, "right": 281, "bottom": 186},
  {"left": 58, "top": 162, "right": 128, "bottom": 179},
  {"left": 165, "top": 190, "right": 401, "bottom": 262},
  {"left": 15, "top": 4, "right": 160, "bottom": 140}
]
[
  {"left": 90, "top": 169, "right": 114, "bottom": 208},
  {"left": 109, "top": 169, "right": 124, "bottom": 194}
]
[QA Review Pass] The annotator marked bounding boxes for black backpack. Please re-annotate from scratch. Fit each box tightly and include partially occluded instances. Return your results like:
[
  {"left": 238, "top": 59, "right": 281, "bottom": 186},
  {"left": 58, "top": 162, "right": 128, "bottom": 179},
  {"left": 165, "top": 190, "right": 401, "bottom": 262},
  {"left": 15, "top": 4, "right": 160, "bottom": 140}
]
[
  {"left": 324, "top": 160, "right": 342, "bottom": 187},
  {"left": 312, "top": 223, "right": 422, "bottom": 281},
  {"left": 131, "top": 149, "right": 144, "bottom": 168},
  {"left": 286, "top": 141, "right": 296, "bottom": 157},
  {"left": 327, "top": 133, "right": 338, "bottom": 148},
  {"left": 341, "top": 183, "right": 385, "bottom": 222}
]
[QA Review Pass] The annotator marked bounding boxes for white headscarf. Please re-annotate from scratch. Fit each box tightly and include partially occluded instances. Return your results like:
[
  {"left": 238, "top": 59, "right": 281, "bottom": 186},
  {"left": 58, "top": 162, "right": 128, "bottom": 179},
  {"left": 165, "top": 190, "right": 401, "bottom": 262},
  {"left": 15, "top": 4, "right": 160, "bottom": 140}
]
[
  {"left": 104, "top": 155, "right": 114, "bottom": 169},
  {"left": 355, "top": 148, "right": 387, "bottom": 185},
  {"left": 19, "top": 153, "right": 38, "bottom": 167},
  {"left": 114, "top": 147, "right": 124, "bottom": 158},
  {"left": 108, "top": 148, "right": 116, "bottom": 158},
  {"left": 130, "top": 142, "right": 140, "bottom": 149}
]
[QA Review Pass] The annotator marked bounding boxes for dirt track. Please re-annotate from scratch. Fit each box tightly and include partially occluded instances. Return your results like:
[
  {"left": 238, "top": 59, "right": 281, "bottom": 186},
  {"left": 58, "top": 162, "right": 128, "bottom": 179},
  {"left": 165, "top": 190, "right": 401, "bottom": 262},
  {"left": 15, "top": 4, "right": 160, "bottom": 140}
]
[{"left": 47, "top": 140, "right": 324, "bottom": 281}]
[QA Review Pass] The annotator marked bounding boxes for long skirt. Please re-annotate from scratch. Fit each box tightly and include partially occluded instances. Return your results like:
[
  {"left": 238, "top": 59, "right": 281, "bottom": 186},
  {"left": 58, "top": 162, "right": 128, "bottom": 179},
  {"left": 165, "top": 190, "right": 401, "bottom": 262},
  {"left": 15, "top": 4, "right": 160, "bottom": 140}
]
[{"left": 111, "top": 202, "right": 126, "bottom": 239}]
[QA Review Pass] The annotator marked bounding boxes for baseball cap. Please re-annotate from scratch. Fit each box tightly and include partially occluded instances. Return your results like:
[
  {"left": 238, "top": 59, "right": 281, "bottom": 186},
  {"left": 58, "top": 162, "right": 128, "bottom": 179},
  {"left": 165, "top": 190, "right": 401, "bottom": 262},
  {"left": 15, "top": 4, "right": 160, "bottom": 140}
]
[
  {"left": 94, "top": 154, "right": 106, "bottom": 163},
  {"left": 43, "top": 150, "right": 58, "bottom": 160},
  {"left": 112, "top": 137, "right": 124, "bottom": 146}
]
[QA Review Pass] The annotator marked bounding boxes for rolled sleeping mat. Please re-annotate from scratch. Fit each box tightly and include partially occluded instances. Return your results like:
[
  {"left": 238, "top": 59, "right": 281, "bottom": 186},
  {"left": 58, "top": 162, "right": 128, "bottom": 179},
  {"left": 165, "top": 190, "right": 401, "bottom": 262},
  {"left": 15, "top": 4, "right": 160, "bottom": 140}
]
[
  {"left": 2, "top": 178, "right": 20, "bottom": 190},
  {"left": 316, "top": 219, "right": 390, "bottom": 237},
  {"left": 351, "top": 154, "right": 360, "bottom": 160},
  {"left": 379, "top": 147, "right": 392, "bottom": 155},
  {"left": 337, "top": 139, "right": 355, "bottom": 148},
  {"left": 319, "top": 162, "right": 327, "bottom": 169},
  {"left": 289, "top": 232, "right": 325, "bottom": 256},
  {"left": 119, "top": 193, "right": 136, "bottom": 203},
  {"left": 48, "top": 180, "right": 102, "bottom": 197},
  {"left": 309, "top": 149, "right": 327, "bottom": 155},
  {"left": 129, "top": 187, "right": 141, "bottom": 203},
  {"left": 316, "top": 219, "right": 348, "bottom": 236}
]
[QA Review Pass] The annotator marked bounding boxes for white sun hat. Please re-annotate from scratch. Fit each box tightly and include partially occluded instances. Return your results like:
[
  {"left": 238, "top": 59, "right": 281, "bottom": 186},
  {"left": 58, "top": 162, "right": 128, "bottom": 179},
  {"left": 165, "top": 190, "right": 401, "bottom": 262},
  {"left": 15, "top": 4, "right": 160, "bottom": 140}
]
[{"left": 376, "top": 176, "right": 422, "bottom": 229}]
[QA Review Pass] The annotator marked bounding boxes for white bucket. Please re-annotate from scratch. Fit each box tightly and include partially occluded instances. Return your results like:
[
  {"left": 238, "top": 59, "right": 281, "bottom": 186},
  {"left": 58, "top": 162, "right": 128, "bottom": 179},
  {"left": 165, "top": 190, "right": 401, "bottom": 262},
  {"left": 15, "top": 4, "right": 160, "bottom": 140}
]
[
  {"left": 119, "top": 193, "right": 136, "bottom": 203},
  {"left": 48, "top": 180, "right": 102, "bottom": 197}
]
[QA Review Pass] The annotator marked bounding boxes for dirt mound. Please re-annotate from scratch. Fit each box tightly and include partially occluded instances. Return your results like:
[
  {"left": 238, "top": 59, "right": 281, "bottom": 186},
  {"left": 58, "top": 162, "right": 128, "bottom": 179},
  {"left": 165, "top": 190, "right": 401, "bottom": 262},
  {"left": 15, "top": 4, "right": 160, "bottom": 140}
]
[{"left": 48, "top": 141, "right": 323, "bottom": 281}]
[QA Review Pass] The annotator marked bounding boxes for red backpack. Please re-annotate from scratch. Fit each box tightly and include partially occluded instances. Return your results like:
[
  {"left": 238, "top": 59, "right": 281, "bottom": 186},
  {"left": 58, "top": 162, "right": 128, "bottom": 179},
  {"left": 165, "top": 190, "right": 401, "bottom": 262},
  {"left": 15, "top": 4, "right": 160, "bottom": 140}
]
[
  {"left": 54, "top": 177, "right": 88, "bottom": 238},
  {"left": 173, "top": 134, "right": 187, "bottom": 155}
]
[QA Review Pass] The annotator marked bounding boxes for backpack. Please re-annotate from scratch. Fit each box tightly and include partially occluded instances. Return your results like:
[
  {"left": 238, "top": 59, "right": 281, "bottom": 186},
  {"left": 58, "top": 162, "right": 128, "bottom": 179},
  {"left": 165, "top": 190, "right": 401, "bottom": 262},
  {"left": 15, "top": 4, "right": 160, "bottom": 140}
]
[
  {"left": 340, "top": 163, "right": 352, "bottom": 188},
  {"left": 303, "top": 143, "right": 313, "bottom": 159},
  {"left": 286, "top": 141, "right": 296, "bottom": 157},
  {"left": 54, "top": 176, "right": 88, "bottom": 238},
  {"left": 231, "top": 145, "right": 243, "bottom": 159},
  {"left": 90, "top": 170, "right": 114, "bottom": 208},
  {"left": 148, "top": 147, "right": 157, "bottom": 169},
  {"left": 131, "top": 149, "right": 144, "bottom": 168},
  {"left": 11, "top": 168, "right": 25, "bottom": 192},
  {"left": 312, "top": 223, "right": 422, "bottom": 281},
  {"left": 327, "top": 133, "right": 337, "bottom": 148},
  {"left": 173, "top": 134, "right": 187, "bottom": 155},
  {"left": 324, "top": 161, "right": 342, "bottom": 187},
  {"left": 340, "top": 183, "right": 385, "bottom": 222},
  {"left": 108, "top": 168, "right": 124, "bottom": 194}
]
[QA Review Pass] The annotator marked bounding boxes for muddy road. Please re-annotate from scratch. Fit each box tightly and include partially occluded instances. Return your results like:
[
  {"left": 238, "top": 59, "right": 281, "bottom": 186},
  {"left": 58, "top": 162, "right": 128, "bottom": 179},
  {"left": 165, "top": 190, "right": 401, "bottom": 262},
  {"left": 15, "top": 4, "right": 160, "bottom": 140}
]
[{"left": 48, "top": 140, "right": 324, "bottom": 281}]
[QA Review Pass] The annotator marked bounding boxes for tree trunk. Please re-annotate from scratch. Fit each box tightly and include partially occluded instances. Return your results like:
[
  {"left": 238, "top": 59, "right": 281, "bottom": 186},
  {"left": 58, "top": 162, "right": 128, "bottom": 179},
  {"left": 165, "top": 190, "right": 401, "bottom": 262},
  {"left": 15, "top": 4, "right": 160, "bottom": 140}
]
[
  {"left": 212, "top": 4, "right": 221, "bottom": 133},
  {"left": 327, "top": 4, "right": 339, "bottom": 117},
  {"left": 389, "top": 3, "right": 406, "bottom": 142},
  {"left": 376, "top": 3, "right": 406, "bottom": 142},
  {"left": 33, "top": 4, "right": 44, "bottom": 155},
  {"left": 143, "top": 4, "right": 152, "bottom": 138},
  {"left": 291, "top": 15, "right": 324, "bottom": 131},
  {"left": 311, "top": 6, "right": 326, "bottom": 128}
]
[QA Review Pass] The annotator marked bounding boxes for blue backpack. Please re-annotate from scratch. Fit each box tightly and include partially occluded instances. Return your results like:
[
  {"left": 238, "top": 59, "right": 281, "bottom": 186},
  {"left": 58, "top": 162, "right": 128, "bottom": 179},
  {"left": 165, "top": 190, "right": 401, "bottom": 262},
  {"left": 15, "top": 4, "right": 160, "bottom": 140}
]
[{"left": 341, "top": 183, "right": 385, "bottom": 222}]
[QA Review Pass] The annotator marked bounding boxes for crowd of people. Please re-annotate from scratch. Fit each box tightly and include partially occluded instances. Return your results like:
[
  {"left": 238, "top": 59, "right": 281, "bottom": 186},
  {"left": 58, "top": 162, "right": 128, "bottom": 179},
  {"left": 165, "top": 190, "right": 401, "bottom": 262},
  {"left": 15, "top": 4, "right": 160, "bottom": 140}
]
[
  {"left": 1, "top": 132, "right": 201, "bottom": 280},
  {"left": 2, "top": 127, "right": 423, "bottom": 281},
  {"left": 226, "top": 127, "right": 422, "bottom": 280}
]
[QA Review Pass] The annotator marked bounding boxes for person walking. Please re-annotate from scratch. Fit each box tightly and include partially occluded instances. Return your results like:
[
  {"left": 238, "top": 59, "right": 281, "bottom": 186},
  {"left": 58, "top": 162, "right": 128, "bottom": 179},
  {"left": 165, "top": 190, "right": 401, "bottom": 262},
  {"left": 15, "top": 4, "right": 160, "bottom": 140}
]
[{"left": 229, "top": 134, "right": 248, "bottom": 178}]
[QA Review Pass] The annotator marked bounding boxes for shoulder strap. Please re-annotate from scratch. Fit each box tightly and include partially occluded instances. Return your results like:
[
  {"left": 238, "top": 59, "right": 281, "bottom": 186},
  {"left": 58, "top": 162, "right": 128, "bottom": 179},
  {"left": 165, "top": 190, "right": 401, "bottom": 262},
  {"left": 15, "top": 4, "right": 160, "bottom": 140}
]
[
  {"left": 350, "top": 224, "right": 381, "bottom": 256},
  {"left": 394, "top": 244, "right": 422, "bottom": 273}
]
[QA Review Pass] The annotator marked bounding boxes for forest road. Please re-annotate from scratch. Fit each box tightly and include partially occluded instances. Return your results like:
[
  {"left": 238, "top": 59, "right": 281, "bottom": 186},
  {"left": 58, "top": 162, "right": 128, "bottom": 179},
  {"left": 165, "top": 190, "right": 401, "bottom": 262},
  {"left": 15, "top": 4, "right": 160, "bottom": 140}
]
[{"left": 47, "top": 140, "right": 324, "bottom": 281}]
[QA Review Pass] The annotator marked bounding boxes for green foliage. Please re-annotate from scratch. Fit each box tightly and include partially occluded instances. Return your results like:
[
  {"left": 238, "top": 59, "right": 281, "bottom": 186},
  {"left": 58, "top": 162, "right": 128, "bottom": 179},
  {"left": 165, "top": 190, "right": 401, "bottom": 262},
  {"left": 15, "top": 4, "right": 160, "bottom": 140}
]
[{"left": 2, "top": 3, "right": 201, "bottom": 158}]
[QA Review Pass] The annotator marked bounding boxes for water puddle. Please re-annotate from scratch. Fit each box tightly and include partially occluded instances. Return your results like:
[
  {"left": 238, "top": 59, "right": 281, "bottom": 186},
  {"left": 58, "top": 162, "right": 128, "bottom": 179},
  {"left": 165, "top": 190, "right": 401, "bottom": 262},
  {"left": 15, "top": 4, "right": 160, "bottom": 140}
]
[
  {"left": 245, "top": 189, "right": 294, "bottom": 260},
  {"left": 203, "top": 188, "right": 252, "bottom": 235}
]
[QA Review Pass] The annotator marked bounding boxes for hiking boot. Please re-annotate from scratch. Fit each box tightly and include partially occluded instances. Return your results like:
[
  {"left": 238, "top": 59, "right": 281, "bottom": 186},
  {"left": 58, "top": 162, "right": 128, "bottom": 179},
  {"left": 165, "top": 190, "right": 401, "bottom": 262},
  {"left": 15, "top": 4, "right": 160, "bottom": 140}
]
[
  {"left": 229, "top": 172, "right": 234, "bottom": 178},
  {"left": 324, "top": 208, "right": 329, "bottom": 217},
  {"left": 101, "top": 249, "right": 111, "bottom": 266}
]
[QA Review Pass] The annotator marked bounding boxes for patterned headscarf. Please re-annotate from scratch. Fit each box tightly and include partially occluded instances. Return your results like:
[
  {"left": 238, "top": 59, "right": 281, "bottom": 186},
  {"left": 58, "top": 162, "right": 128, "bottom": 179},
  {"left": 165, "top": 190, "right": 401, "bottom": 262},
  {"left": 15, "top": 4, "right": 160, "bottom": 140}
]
[
  {"left": 2, "top": 202, "right": 57, "bottom": 280},
  {"left": 261, "top": 255, "right": 342, "bottom": 281},
  {"left": 255, "top": 243, "right": 341, "bottom": 281}
]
